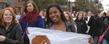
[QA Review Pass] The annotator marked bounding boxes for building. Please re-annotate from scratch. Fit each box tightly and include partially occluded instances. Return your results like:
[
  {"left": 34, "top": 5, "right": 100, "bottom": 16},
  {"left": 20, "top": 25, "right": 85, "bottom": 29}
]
[
  {"left": 0, "top": 0, "right": 4, "bottom": 2},
  {"left": 0, "top": 0, "right": 6, "bottom": 10},
  {"left": 0, "top": 0, "right": 28, "bottom": 9},
  {"left": 0, "top": 0, "right": 29, "bottom": 13}
]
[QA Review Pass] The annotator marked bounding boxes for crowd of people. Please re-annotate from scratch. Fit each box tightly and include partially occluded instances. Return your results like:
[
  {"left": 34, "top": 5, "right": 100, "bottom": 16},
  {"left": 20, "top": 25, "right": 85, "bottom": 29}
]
[{"left": 0, "top": 0, "right": 109, "bottom": 44}]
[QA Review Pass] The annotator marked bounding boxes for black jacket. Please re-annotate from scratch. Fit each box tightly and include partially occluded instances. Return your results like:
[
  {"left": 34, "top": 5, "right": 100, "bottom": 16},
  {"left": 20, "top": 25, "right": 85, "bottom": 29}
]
[
  {"left": 104, "top": 17, "right": 109, "bottom": 41},
  {"left": 75, "top": 19, "right": 88, "bottom": 34},
  {"left": 88, "top": 15, "right": 104, "bottom": 36},
  {"left": 0, "top": 24, "right": 23, "bottom": 44}
]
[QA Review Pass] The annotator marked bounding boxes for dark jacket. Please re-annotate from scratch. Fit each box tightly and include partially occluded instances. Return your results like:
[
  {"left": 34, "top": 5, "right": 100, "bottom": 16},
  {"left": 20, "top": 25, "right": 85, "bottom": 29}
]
[
  {"left": 104, "top": 17, "right": 109, "bottom": 41},
  {"left": 20, "top": 12, "right": 45, "bottom": 31},
  {"left": 75, "top": 19, "right": 88, "bottom": 34},
  {"left": 65, "top": 21, "right": 76, "bottom": 32},
  {"left": 88, "top": 15, "right": 104, "bottom": 36},
  {"left": 0, "top": 24, "right": 23, "bottom": 44},
  {"left": 19, "top": 12, "right": 45, "bottom": 44}
]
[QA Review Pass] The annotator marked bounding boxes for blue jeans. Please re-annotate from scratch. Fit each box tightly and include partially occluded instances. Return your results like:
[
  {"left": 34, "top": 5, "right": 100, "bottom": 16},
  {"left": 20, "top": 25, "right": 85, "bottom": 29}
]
[
  {"left": 93, "top": 36, "right": 99, "bottom": 44},
  {"left": 102, "top": 39, "right": 109, "bottom": 44}
]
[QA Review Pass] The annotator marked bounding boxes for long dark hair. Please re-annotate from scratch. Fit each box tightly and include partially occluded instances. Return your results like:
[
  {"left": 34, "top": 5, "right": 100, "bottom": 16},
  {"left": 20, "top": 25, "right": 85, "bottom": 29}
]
[
  {"left": 75, "top": 11, "right": 84, "bottom": 22},
  {"left": 24, "top": 0, "right": 39, "bottom": 13},
  {"left": 21, "top": 0, "right": 40, "bottom": 25},
  {"left": 46, "top": 4, "right": 66, "bottom": 27}
]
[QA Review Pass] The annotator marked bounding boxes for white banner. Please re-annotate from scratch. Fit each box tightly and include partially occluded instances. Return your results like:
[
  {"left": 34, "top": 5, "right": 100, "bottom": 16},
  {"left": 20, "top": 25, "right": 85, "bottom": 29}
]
[{"left": 27, "top": 27, "right": 91, "bottom": 44}]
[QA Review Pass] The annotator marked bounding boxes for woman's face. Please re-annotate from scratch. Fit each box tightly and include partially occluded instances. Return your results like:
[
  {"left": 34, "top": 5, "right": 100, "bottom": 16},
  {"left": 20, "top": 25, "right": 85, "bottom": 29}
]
[
  {"left": 88, "top": 11, "right": 94, "bottom": 16},
  {"left": 64, "top": 13, "right": 70, "bottom": 21},
  {"left": 83, "top": 12, "right": 87, "bottom": 17},
  {"left": 78, "top": 14, "right": 83, "bottom": 20},
  {"left": 107, "top": 10, "right": 109, "bottom": 16},
  {"left": 3, "top": 10, "right": 13, "bottom": 23},
  {"left": 49, "top": 7, "right": 61, "bottom": 23},
  {"left": 27, "top": 3, "right": 34, "bottom": 12}
]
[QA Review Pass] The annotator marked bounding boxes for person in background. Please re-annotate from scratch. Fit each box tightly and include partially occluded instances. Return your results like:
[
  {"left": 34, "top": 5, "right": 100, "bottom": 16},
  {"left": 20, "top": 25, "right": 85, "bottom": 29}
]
[
  {"left": 86, "top": 11, "right": 93, "bottom": 34},
  {"left": 46, "top": 4, "right": 76, "bottom": 32},
  {"left": 5, "top": 6, "right": 15, "bottom": 14},
  {"left": 72, "top": 11, "right": 77, "bottom": 21},
  {"left": 39, "top": 10, "right": 48, "bottom": 28},
  {"left": 99, "top": 11, "right": 106, "bottom": 29},
  {"left": 72, "top": 11, "right": 76, "bottom": 17},
  {"left": 64, "top": 11, "right": 76, "bottom": 32},
  {"left": 99, "top": 11, "right": 106, "bottom": 18},
  {"left": 75, "top": 11, "right": 88, "bottom": 34},
  {"left": 15, "top": 7, "right": 22, "bottom": 21},
  {"left": 102, "top": 10, "right": 109, "bottom": 44},
  {"left": 88, "top": 11, "right": 104, "bottom": 44},
  {"left": 0, "top": 8, "right": 23, "bottom": 44},
  {"left": 39, "top": 10, "right": 46, "bottom": 19},
  {"left": 83, "top": 11, "right": 88, "bottom": 21},
  {"left": 20, "top": 0, "right": 45, "bottom": 28},
  {"left": 19, "top": 0, "right": 45, "bottom": 44},
  {"left": 87, "top": 11, "right": 92, "bottom": 24}
]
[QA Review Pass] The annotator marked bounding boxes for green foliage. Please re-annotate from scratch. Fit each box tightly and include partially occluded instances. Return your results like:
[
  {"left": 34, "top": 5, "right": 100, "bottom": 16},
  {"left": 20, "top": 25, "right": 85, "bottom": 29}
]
[
  {"left": 75, "top": 0, "right": 102, "bottom": 12},
  {"left": 33, "top": 0, "right": 67, "bottom": 10}
]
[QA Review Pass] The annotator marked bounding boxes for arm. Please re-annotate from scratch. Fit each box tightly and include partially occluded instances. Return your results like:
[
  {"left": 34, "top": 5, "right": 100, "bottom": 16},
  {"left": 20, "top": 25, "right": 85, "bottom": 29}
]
[
  {"left": 19, "top": 20, "right": 28, "bottom": 33},
  {"left": 36, "top": 16, "right": 45, "bottom": 28}
]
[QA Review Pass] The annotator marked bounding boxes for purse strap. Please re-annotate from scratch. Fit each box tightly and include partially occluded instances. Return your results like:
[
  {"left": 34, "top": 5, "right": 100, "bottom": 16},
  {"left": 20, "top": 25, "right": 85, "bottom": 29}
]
[{"left": 102, "top": 25, "right": 109, "bottom": 37}]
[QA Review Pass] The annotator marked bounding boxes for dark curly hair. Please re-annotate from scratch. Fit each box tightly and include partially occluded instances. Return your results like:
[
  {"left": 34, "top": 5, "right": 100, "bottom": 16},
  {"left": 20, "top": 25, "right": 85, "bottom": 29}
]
[{"left": 46, "top": 4, "right": 66, "bottom": 27}]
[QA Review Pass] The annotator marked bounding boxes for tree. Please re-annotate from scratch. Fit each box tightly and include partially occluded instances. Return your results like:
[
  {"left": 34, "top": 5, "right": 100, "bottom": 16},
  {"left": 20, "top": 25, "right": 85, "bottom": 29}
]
[
  {"left": 75, "top": 0, "right": 102, "bottom": 12},
  {"left": 33, "top": 0, "right": 67, "bottom": 10}
]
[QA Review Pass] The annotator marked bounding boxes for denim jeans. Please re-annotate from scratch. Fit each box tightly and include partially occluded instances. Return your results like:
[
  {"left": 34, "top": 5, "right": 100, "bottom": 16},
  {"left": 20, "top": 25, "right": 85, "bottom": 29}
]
[
  {"left": 102, "top": 39, "right": 109, "bottom": 44},
  {"left": 93, "top": 36, "right": 99, "bottom": 44}
]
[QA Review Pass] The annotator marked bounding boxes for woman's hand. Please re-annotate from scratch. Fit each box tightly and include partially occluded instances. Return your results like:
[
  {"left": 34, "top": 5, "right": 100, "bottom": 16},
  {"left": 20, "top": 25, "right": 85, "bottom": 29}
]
[
  {"left": 0, "top": 35, "right": 6, "bottom": 42},
  {"left": 88, "top": 37, "right": 94, "bottom": 44}
]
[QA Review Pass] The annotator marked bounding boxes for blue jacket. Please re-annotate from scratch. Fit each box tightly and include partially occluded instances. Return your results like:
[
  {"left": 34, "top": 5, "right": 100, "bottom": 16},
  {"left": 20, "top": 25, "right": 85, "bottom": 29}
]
[{"left": 20, "top": 16, "right": 45, "bottom": 31}]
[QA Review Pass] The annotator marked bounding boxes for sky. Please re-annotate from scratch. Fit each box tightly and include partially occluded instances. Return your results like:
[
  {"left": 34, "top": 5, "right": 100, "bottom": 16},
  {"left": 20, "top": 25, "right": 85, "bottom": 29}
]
[
  {"left": 100, "top": 0, "right": 109, "bottom": 12},
  {"left": 68, "top": 0, "right": 75, "bottom": 2}
]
